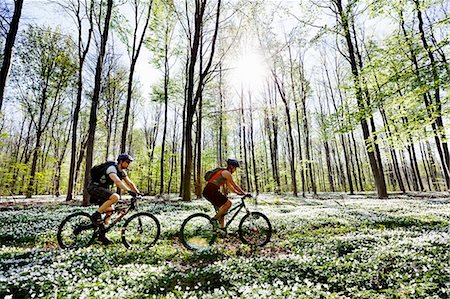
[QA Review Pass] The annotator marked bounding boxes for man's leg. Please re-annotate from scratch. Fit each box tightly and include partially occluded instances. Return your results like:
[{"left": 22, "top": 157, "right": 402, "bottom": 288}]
[
  {"left": 97, "top": 193, "right": 120, "bottom": 214},
  {"left": 95, "top": 195, "right": 118, "bottom": 246},
  {"left": 92, "top": 193, "right": 119, "bottom": 225},
  {"left": 103, "top": 207, "right": 114, "bottom": 225},
  {"left": 213, "top": 199, "right": 231, "bottom": 228}
]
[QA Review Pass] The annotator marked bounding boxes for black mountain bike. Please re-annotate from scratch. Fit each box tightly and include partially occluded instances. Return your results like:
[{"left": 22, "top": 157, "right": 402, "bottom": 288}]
[
  {"left": 180, "top": 194, "right": 272, "bottom": 250},
  {"left": 57, "top": 194, "right": 160, "bottom": 250}
]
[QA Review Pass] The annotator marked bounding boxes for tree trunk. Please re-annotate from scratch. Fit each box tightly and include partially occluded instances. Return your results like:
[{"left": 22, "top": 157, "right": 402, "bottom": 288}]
[
  {"left": 66, "top": 0, "right": 94, "bottom": 202},
  {"left": 380, "top": 109, "right": 405, "bottom": 193},
  {"left": 240, "top": 89, "right": 250, "bottom": 190},
  {"left": 274, "top": 73, "right": 298, "bottom": 196},
  {"left": 294, "top": 101, "right": 306, "bottom": 196},
  {"left": 334, "top": 0, "right": 387, "bottom": 198},
  {"left": 399, "top": 4, "right": 450, "bottom": 189},
  {"left": 248, "top": 93, "right": 259, "bottom": 194},
  {"left": 419, "top": 141, "right": 432, "bottom": 191},
  {"left": 413, "top": 0, "right": 450, "bottom": 175},
  {"left": 0, "top": 0, "right": 24, "bottom": 111},
  {"left": 182, "top": 0, "right": 221, "bottom": 201},
  {"left": 83, "top": 0, "right": 114, "bottom": 206},
  {"left": 26, "top": 131, "right": 42, "bottom": 198},
  {"left": 120, "top": 0, "right": 153, "bottom": 153},
  {"left": 160, "top": 40, "right": 170, "bottom": 195},
  {"left": 167, "top": 110, "right": 178, "bottom": 194}
]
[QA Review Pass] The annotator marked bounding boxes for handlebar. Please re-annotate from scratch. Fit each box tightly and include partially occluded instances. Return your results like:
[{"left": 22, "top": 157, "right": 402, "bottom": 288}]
[{"left": 129, "top": 193, "right": 142, "bottom": 209}]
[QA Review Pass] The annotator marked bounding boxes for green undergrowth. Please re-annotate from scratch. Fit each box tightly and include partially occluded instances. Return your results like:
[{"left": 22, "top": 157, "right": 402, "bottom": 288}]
[{"left": 0, "top": 194, "right": 449, "bottom": 298}]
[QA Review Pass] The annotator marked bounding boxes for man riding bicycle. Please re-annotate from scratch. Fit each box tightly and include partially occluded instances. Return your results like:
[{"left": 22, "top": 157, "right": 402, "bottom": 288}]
[
  {"left": 203, "top": 159, "right": 247, "bottom": 230},
  {"left": 87, "top": 153, "right": 140, "bottom": 245}
]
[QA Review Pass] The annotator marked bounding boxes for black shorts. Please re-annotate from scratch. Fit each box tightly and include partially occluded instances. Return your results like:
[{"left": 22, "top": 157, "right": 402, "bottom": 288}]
[
  {"left": 203, "top": 183, "right": 227, "bottom": 208},
  {"left": 87, "top": 183, "right": 114, "bottom": 206}
]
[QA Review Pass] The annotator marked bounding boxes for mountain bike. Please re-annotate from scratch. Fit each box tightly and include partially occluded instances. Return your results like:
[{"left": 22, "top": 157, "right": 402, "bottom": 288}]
[
  {"left": 57, "top": 194, "right": 160, "bottom": 250},
  {"left": 180, "top": 194, "right": 272, "bottom": 250}
]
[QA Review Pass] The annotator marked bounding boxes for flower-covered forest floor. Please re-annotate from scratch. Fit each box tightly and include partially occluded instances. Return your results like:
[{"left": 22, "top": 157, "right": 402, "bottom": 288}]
[{"left": 1, "top": 192, "right": 449, "bottom": 298}]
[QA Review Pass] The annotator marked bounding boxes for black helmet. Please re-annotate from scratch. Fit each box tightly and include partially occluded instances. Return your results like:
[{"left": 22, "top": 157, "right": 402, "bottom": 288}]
[
  {"left": 118, "top": 153, "right": 134, "bottom": 163},
  {"left": 227, "top": 158, "right": 240, "bottom": 167}
]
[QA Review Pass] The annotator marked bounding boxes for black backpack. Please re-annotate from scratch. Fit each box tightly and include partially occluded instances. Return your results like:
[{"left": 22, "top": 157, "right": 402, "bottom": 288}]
[
  {"left": 90, "top": 161, "right": 116, "bottom": 183},
  {"left": 204, "top": 167, "right": 225, "bottom": 182}
]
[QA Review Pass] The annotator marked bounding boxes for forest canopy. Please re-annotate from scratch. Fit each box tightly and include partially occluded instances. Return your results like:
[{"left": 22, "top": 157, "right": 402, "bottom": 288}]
[{"left": 0, "top": 0, "right": 449, "bottom": 201}]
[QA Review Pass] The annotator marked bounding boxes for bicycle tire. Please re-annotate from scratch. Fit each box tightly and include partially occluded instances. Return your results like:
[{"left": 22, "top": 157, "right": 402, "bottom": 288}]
[
  {"left": 238, "top": 211, "right": 272, "bottom": 247},
  {"left": 57, "top": 211, "right": 97, "bottom": 249},
  {"left": 121, "top": 212, "right": 160, "bottom": 249},
  {"left": 180, "top": 213, "right": 217, "bottom": 250}
]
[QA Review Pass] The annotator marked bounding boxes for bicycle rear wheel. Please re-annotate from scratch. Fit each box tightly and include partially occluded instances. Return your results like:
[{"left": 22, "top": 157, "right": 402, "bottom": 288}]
[
  {"left": 180, "top": 213, "right": 217, "bottom": 250},
  {"left": 57, "top": 211, "right": 97, "bottom": 249},
  {"left": 238, "top": 211, "right": 272, "bottom": 247},
  {"left": 121, "top": 212, "right": 160, "bottom": 250}
]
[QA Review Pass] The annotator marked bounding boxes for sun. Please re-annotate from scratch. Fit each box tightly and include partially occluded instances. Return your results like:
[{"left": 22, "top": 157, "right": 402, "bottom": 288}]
[{"left": 229, "top": 50, "right": 268, "bottom": 90}]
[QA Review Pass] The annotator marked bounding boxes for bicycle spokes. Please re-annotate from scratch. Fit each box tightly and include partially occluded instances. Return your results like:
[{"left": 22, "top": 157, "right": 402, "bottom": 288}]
[
  {"left": 238, "top": 212, "right": 272, "bottom": 247},
  {"left": 122, "top": 212, "right": 160, "bottom": 250},
  {"left": 180, "top": 213, "right": 217, "bottom": 250},
  {"left": 57, "top": 212, "right": 97, "bottom": 249}
]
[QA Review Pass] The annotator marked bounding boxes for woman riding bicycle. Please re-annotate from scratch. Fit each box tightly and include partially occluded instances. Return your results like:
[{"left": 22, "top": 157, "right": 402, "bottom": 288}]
[{"left": 203, "top": 159, "right": 247, "bottom": 229}]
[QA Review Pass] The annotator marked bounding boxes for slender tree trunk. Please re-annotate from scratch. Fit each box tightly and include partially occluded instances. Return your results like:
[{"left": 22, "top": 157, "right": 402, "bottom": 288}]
[
  {"left": 350, "top": 131, "right": 364, "bottom": 191},
  {"left": 381, "top": 112, "right": 405, "bottom": 193},
  {"left": 399, "top": 5, "right": 450, "bottom": 189},
  {"left": 66, "top": 0, "right": 93, "bottom": 202},
  {"left": 0, "top": 0, "right": 24, "bottom": 111},
  {"left": 426, "top": 140, "right": 440, "bottom": 191},
  {"left": 160, "top": 41, "right": 170, "bottom": 195},
  {"left": 218, "top": 64, "right": 225, "bottom": 164},
  {"left": 274, "top": 73, "right": 298, "bottom": 196},
  {"left": 413, "top": 0, "right": 450, "bottom": 174},
  {"left": 400, "top": 150, "right": 413, "bottom": 191},
  {"left": 302, "top": 93, "right": 316, "bottom": 195},
  {"left": 240, "top": 89, "right": 250, "bottom": 190},
  {"left": 195, "top": 94, "right": 203, "bottom": 198},
  {"left": 248, "top": 93, "right": 259, "bottom": 194},
  {"left": 419, "top": 141, "right": 432, "bottom": 191},
  {"left": 83, "top": 0, "right": 114, "bottom": 206},
  {"left": 26, "top": 131, "right": 42, "bottom": 198},
  {"left": 120, "top": 0, "right": 153, "bottom": 153},
  {"left": 334, "top": 0, "right": 387, "bottom": 198},
  {"left": 182, "top": 0, "right": 221, "bottom": 201},
  {"left": 294, "top": 102, "right": 306, "bottom": 196},
  {"left": 167, "top": 111, "right": 178, "bottom": 194},
  {"left": 267, "top": 84, "right": 281, "bottom": 193}
]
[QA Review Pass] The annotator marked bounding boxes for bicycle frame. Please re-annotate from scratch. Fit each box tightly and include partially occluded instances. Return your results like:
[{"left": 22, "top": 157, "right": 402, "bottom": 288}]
[
  {"left": 223, "top": 197, "right": 250, "bottom": 230},
  {"left": 101, "top": 197, "right": 137, "bottom": 233}
]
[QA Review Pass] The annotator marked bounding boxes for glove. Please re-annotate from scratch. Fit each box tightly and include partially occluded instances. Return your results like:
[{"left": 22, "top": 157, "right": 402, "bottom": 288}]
[{"left": 243, "top": 193, "right": 252, "bottom": 198}]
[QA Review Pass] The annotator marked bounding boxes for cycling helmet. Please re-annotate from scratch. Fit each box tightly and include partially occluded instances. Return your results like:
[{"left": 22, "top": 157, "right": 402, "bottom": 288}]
[
  {"left": 117, "top": 153, "right": 134, "bottom": 163},
  {"left": 227, "top": 158, "right": 240, "bottom": 167}
]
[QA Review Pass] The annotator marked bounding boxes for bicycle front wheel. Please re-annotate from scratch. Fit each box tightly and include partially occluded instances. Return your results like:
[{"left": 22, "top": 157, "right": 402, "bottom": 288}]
[
  {"left": 238, "top": 211, "right": 272, "bottom": 247},
  {"left": 57, "top": 211, "right": 96, "bottom": 249},
  {"left": 121, "top": 212, "right": 160, "bottom": 250},
  {"left": 180, "top": 213, "right": 217, "bottom": 250}
]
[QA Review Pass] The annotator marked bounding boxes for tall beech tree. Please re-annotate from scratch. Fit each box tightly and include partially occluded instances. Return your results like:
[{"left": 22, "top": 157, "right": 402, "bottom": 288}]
[
  {"left": 181, "top": 0, "right": 222, "bottom": 201},
  {"left": 59, "top": 0, "right": 95, "bottom": 202},
  {"left": 118, "top": 0, "right": 154, "bottom": 153},
  {"left": 0, "top": 0, "right": 23, "bottom": 111},
  {"left": 331, "top": 0, "right": 388, "bottom": 198},
  {"left": 83, "top": 0, "right": 114, "bottom": 205}
]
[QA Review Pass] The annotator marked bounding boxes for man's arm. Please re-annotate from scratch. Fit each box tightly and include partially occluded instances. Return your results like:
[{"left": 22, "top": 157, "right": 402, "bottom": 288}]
[
  {"left": 109, "top": 173, "right": 131, "bottom": 192},
  {"left": 123, "top": 176, "right": 140, "bottom": 194}
]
